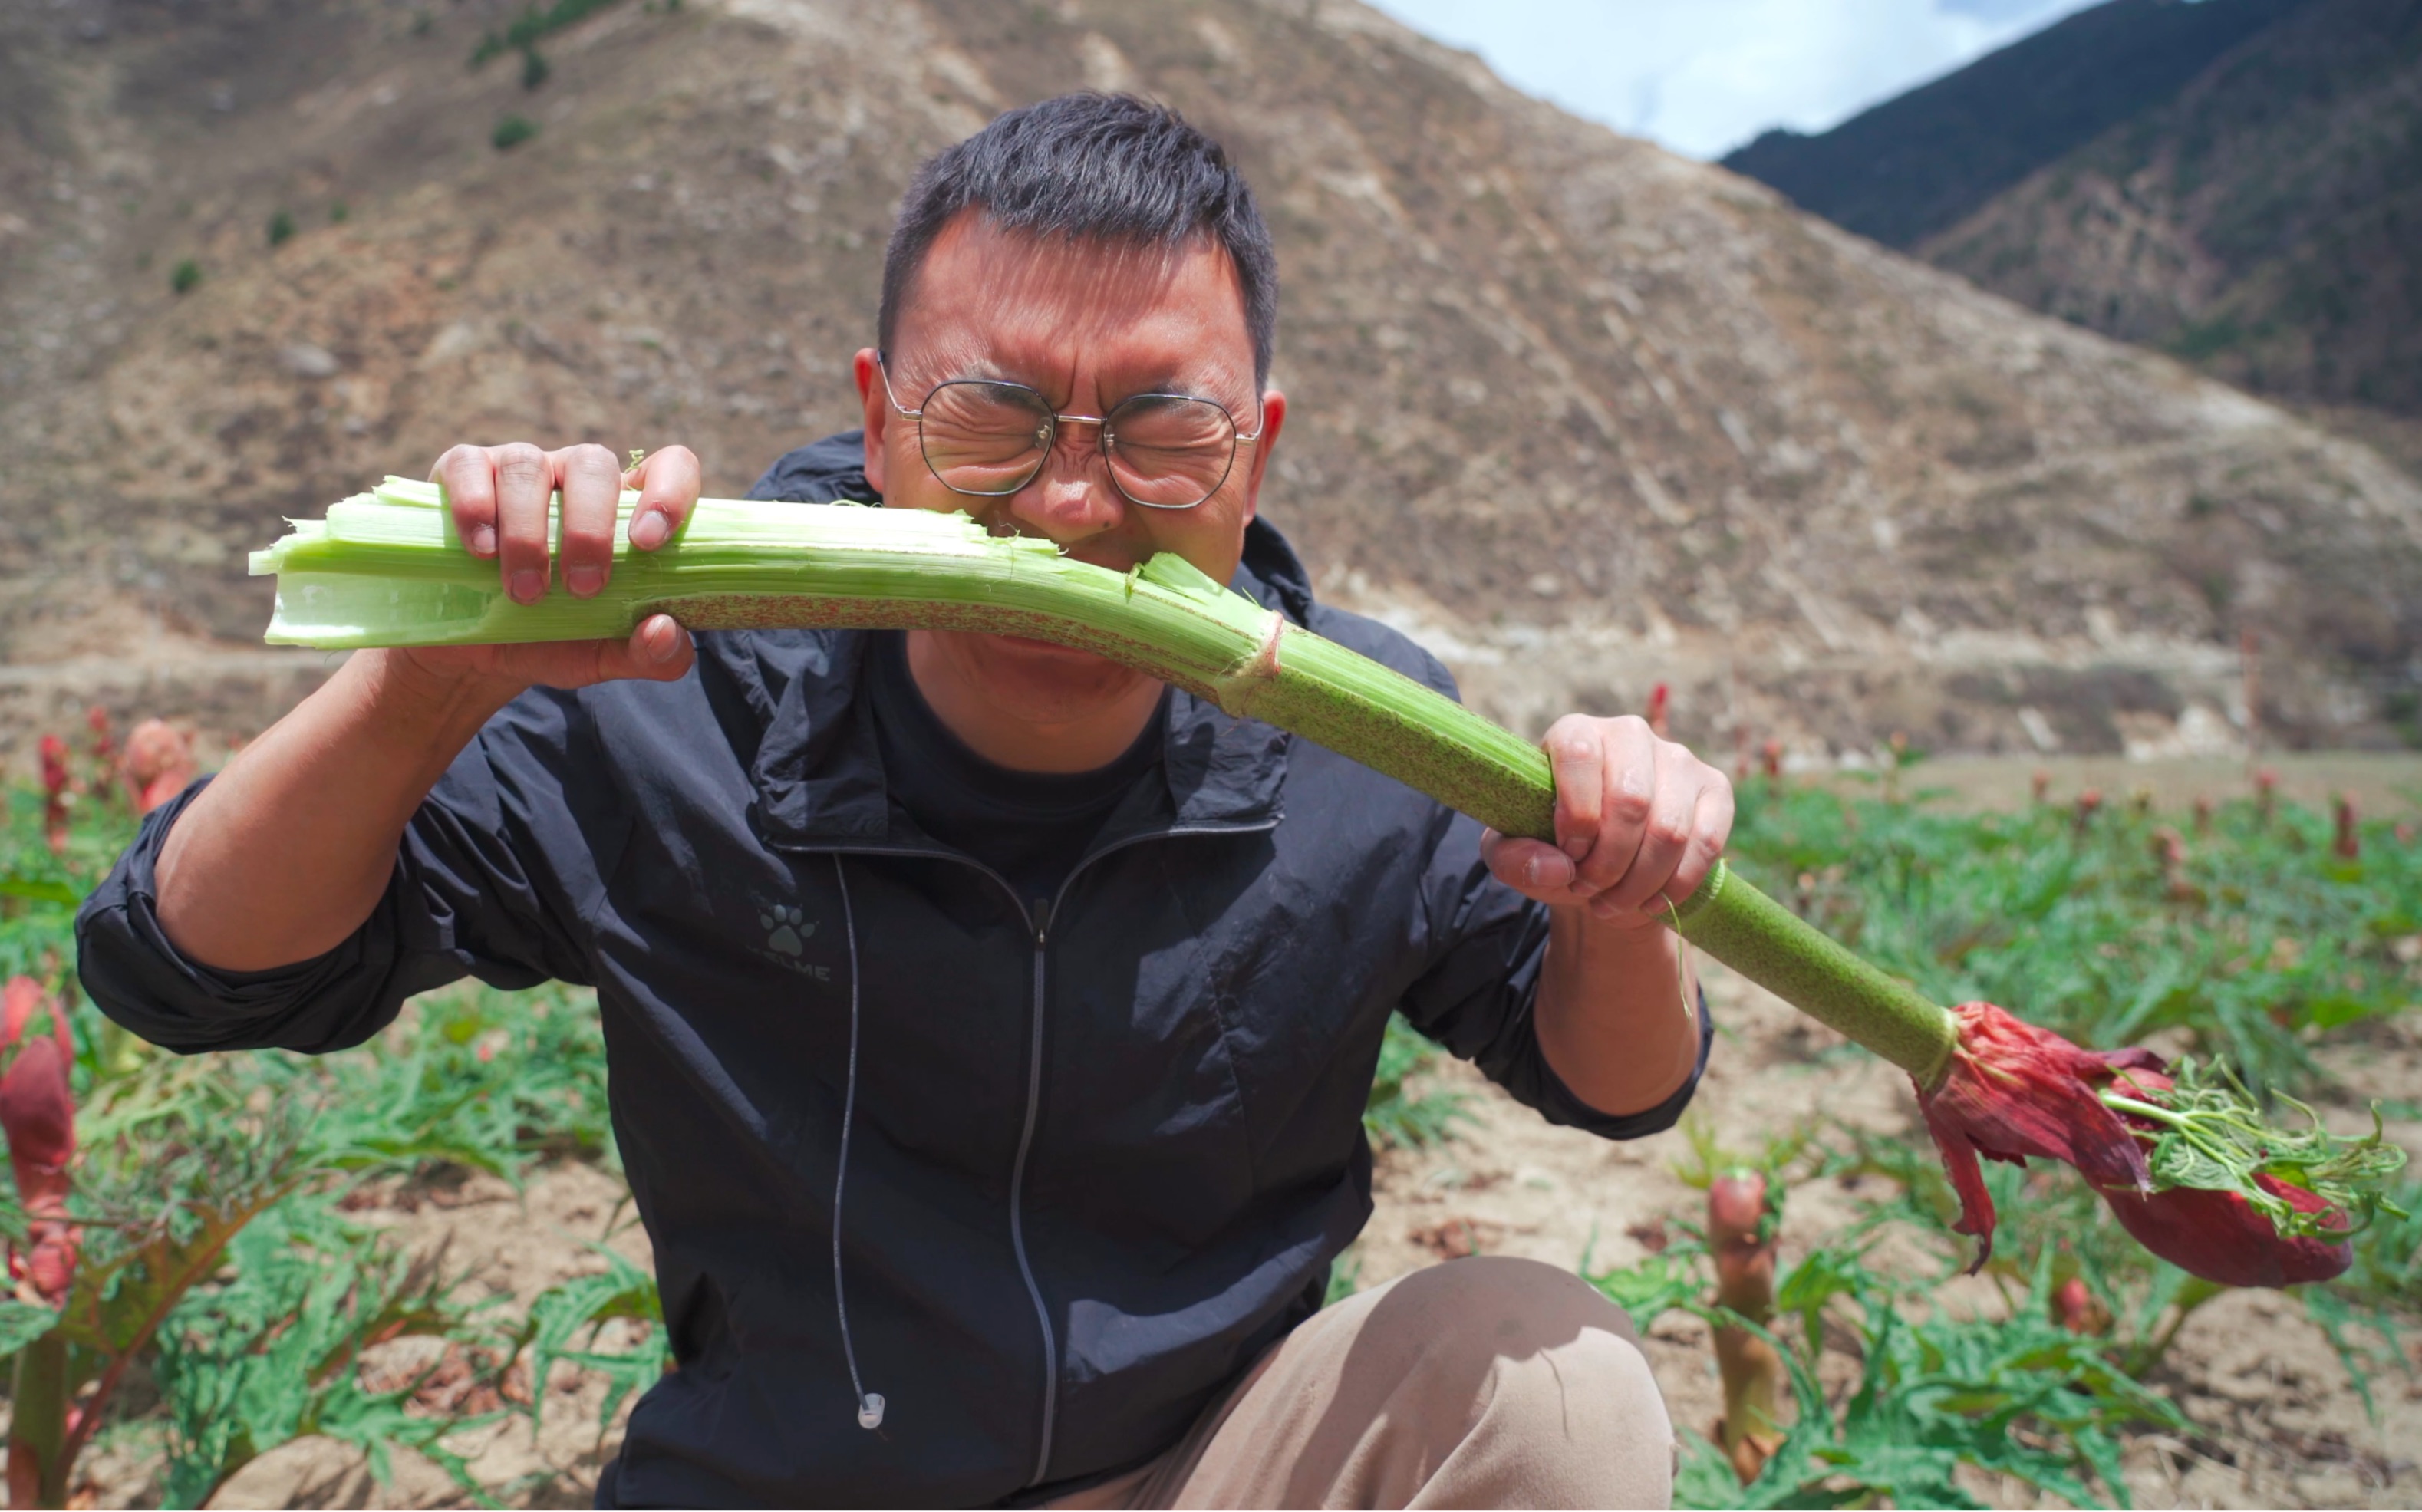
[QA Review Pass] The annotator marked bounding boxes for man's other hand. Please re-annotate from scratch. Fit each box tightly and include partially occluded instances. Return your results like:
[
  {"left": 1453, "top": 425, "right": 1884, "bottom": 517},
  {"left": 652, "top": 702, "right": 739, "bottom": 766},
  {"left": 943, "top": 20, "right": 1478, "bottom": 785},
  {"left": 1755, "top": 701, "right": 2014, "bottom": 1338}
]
[
  {"left": 1480, "top": 715, "right": 1734, "bottom": 927},
  {"left": 415, "top": 441, "right": 704, "bottom": 692}
]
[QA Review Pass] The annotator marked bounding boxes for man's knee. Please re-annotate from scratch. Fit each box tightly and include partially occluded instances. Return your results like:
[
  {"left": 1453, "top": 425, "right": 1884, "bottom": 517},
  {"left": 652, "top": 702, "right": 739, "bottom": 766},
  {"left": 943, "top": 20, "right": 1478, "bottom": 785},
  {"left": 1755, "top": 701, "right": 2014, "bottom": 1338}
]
[
  {"left": 1363, "top": 1257, "right": 1673, "bottom": 1505},
  {"left": 1373, "top": 1255, "right": 1645, "bottom": 1364}
]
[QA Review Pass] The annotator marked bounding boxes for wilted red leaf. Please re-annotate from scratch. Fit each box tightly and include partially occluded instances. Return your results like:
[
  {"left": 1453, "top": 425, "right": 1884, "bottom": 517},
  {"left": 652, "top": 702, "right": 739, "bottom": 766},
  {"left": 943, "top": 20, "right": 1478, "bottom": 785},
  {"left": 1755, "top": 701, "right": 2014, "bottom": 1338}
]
[{"left": 1916, "top": 1001, "right": 2352, "bottom": 1288}]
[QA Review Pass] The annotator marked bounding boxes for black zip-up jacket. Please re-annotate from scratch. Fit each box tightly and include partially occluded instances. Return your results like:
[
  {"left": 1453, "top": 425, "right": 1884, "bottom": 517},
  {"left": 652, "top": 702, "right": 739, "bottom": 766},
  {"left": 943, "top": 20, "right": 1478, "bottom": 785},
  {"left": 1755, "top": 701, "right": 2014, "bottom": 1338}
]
[{"left": 77, "top": 433, "right": 1709, "bottom": 1507}]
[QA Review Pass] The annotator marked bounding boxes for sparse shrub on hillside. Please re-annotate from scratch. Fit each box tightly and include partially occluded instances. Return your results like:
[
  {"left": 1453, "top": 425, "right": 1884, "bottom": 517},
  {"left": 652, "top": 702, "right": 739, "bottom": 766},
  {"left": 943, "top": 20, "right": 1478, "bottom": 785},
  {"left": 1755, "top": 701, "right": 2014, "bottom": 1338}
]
[
  {"left": 470, "top": 0, "right": 624, "bottom": 68},
  {"left": 168, "top": 259, "right": 199, "bottom": 295},
  {"left": 520, "top": 46, "right": 549, "bottom": 90},
  {"left": 265, "top": 209, "right": 294, "bottom": 248},
  {"left": 492, "top": 115, "right": 539, "bottom": 151}
]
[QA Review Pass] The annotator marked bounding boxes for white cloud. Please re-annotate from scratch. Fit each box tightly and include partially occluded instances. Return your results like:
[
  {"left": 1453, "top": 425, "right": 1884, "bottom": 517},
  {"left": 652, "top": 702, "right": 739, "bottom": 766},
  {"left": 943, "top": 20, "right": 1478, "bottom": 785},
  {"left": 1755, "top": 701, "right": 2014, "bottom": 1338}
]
[{"left": 1368, "top": 0, "right": 2102, "bottom": 160}]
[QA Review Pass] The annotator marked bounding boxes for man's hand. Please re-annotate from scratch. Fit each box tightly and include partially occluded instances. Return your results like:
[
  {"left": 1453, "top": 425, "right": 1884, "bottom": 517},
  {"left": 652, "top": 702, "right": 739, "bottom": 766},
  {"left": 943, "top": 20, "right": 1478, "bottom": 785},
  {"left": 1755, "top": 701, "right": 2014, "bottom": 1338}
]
[
  {"left": 153, "top": 441, "right": 707, "bottom": 973},
  {"left": 416, "top": 441, "right": 706, "bottom": 693},
  {"left": 1484, "top": 715, "right": 1730, "bottom": 1116},
  {"left": 1480, "top": 714, "right": 1734, "bottom": 923}
]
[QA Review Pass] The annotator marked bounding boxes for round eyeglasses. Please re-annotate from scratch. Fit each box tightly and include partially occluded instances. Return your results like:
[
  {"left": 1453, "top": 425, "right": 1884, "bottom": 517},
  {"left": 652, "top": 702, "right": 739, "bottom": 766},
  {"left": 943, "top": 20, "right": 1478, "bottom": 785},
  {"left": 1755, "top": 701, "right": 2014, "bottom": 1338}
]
[{"left": 878, "top": 355, "right": 1264, "bottom": 511}]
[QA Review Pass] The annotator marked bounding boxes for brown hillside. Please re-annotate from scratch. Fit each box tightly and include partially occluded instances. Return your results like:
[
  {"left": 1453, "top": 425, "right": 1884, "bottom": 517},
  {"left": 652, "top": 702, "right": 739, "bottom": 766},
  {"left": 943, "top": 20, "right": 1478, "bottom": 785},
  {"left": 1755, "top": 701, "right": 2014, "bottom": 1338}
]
[
  {"left": 1922, "top": 0, "right": 2422, "bottom": 417},
  {"left": 4, "top": 0, "right": 2420, "bottom": 760}
]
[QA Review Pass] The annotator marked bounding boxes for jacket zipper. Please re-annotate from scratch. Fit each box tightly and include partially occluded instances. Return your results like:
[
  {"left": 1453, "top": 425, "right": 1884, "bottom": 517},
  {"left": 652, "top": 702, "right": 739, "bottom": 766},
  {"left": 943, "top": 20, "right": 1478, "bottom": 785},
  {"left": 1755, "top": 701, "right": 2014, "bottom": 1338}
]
[
  {"left": 784, "top": 822, "right": 1277, "bottom": 1490},
  {"left": 1010, "top": 892, "right": 1056, "bottom": 1487}
]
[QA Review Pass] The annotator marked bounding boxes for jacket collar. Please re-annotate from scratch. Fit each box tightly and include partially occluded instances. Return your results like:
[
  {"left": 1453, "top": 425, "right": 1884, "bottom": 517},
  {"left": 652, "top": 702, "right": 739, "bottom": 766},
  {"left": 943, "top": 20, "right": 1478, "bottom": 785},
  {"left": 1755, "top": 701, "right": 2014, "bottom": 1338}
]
[{"left": 739, "top": 518, "right": 1312, "bottom": 854}]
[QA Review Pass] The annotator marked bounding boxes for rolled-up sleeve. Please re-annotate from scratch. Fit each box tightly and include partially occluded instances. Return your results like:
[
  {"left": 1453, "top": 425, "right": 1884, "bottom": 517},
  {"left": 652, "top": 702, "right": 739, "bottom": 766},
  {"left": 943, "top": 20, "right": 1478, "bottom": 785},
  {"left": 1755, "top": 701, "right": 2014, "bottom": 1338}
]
[
  {"left": 76, "top": 690, "right": 601, "bottom": 1056},
  {"left": 1394, "top": 809, "right": 1712, "bottom": 1141}
]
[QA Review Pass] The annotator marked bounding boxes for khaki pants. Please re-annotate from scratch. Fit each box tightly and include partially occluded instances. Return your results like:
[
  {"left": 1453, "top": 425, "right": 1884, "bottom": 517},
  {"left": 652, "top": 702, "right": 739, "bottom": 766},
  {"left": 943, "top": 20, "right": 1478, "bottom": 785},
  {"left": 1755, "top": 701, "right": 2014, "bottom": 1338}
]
[{"left": 1053, "top": 1257, "right": 1676, "bottom": 1510}]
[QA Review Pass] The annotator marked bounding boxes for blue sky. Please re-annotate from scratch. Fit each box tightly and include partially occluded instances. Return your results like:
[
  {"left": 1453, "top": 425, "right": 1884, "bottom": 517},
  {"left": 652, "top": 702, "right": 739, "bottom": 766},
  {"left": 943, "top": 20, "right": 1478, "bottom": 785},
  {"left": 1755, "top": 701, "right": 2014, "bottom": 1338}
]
[{"left": 1369, "top": 0, "right": 2105, "bottom": 160}]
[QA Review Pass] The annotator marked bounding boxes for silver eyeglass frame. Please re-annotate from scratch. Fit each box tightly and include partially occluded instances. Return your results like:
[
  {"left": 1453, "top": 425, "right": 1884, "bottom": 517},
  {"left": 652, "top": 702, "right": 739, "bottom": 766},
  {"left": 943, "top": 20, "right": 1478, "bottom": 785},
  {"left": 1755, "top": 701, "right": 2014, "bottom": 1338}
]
[{"left": 875, "top": 352, "right": 1265, "bottom": 511}]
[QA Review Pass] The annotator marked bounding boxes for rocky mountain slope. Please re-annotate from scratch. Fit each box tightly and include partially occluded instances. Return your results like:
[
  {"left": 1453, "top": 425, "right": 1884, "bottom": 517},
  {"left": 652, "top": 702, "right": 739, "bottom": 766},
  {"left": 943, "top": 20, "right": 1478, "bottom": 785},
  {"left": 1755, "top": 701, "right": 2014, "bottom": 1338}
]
[
  {"left": 1722, "top": 0, "right": 2315, "bottom": 252},
  {"left": 4, "top": 0, "right": 2419, "bottom": 759},
  {"left": 1920, "top": 0, "right": 2422, "bottom": 418}
]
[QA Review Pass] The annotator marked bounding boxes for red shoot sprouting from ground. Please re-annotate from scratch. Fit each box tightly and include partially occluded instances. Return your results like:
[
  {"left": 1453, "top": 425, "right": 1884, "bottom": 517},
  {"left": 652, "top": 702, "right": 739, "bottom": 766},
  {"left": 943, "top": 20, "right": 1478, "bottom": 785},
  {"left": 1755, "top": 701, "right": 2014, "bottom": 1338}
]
[
  {"left": 2333, "top": 797, "right": 2359, "bottom": 861},
  {"left": 1708, "top": 1169, "right": 1783, "bottom": 1484},
  {"left": 119, "top": 720, "right": 198, "bottom": 816},
  {"left": 0, "top": 978, "right": 78, "bottom": 1305},
  {"left": 2049, "top": 1276, "right": 2111, "bottom": 1335},
  {"left": 38, "top": 736, "right": 71, "bottom": 857},
  {"left": 82, "top": 707, "right": 114, "bottom": 786}
]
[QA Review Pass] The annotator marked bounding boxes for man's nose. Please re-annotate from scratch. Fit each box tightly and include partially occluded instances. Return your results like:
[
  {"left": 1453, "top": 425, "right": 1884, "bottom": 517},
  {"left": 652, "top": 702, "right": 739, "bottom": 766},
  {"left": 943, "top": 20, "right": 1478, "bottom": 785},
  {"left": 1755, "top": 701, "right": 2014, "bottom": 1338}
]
[{"left": 1003, "top": 423, "right": 1124, "bottom": 544}]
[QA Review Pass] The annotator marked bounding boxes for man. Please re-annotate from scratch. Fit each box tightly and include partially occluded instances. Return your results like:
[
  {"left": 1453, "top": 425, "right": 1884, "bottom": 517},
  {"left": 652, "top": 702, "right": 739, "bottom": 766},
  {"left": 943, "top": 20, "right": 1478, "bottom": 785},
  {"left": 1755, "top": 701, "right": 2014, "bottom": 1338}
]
[{"left": 80, "top": 94, "right": 1731, "bottom": 1507}]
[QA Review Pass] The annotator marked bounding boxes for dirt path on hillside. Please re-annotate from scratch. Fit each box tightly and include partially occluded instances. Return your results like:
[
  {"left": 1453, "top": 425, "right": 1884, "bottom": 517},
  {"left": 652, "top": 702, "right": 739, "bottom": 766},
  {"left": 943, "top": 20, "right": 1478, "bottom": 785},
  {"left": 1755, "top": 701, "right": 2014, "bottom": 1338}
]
[{"left": 97, "top": 962, "right": 2417, "bottom": 1510}]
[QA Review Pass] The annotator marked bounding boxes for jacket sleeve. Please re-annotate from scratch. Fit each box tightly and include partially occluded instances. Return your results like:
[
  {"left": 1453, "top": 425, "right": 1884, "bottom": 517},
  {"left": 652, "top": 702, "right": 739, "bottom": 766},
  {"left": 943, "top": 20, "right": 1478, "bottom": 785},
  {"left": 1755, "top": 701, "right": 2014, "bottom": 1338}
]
[
  {"left": 75, "top": 690, "right": 603, "bottom": 1056},
  {"left": 1394, "top": 810, "right": 1712, "bottom": 1140}
]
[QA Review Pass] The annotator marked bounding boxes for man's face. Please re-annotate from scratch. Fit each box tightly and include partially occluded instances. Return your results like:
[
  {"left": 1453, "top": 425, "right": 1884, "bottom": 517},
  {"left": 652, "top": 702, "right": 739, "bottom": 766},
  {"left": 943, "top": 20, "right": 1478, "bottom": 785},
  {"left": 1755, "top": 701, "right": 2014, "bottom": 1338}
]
[{"left": 855, "top": 212, "right": 1287, "bottom": 724}]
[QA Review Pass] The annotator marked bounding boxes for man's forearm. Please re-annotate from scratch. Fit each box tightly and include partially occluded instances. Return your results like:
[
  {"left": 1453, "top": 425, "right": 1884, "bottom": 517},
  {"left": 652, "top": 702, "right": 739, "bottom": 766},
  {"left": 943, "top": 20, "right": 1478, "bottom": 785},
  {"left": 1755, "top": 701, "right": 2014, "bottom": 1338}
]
[
  {"left": 1534, "top": 912, "right": 1702, "bottom": 1118},
  {"left": 154, "top": 651, "right": 514, "bottom": 973}
]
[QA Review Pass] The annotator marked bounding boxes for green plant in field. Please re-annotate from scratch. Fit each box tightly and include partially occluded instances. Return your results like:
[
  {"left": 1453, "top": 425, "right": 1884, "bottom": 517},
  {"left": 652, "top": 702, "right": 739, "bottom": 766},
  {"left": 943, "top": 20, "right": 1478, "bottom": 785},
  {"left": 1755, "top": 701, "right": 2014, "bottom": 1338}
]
[
  {"left": 150, "top": 1194, "right": 503, "bottom": 1507},
  {"left": 510, "top": 1246, "right": 667, "bottom": 1438},
  {"left": 1816, "top": 1119, "right": 2419, "bottom": 1418},
  {"left": 168, "top": 259, "right": 200, "bottom": 295},
  {"left": 492, "top": 115, "right": 539, "bottom": 151},
  {"left": 1590, "top": 1189, "right": 2183, "bottom": 1510},
  {"left": 265, "top": 210, "right": 295, "bottom": 248},
  {"left": 0, "top": 741, "right": 619, "bottom": 1504},
  {"left": 1362, "top": 1014, "right": 1469, "bottom": 1151},
  {"left": 1727, "top": 781, "right": 2422, "bottom": 1100}
]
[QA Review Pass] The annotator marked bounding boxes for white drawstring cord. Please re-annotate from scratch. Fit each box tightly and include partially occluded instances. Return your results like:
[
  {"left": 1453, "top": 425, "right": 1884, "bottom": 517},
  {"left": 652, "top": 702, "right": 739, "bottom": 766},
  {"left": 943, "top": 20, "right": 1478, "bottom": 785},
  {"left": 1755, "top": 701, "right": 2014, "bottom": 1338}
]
[{"left": 831, "top": 855, "right": 885, "bottom": 1431}]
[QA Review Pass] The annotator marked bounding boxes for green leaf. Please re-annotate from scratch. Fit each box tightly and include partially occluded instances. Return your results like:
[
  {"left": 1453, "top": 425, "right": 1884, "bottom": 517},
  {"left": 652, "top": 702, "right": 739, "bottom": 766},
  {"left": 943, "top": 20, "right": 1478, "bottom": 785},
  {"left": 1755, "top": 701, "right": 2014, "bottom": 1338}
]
[
  {"left": 0, "top": 1299, "right": 61, "bottom": 1354},
  {"left": 0, "top": 874, "right": 80, "bottom": 906}
]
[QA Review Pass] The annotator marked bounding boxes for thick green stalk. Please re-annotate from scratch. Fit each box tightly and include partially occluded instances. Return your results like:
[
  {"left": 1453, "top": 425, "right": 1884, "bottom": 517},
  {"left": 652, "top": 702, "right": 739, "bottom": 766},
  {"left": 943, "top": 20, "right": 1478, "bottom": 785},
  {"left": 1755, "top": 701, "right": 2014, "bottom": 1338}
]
[
  {"left": 9, "top": 1332, "right": 70, "bottom": 1509},
  {"left": 254, "top": 481, "right": 1962, "bottom": 1087}
]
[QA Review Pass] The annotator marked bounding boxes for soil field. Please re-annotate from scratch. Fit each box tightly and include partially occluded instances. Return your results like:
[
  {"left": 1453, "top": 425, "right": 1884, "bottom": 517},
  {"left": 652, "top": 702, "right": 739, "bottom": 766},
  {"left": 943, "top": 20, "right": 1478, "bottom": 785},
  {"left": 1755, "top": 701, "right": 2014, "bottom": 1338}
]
[
  {"left": 153, "top": 950, "right": 2422, "bottom": 1510},
  {"left": 44, "top": 754, "right": 2420, "bottom": 1509}
]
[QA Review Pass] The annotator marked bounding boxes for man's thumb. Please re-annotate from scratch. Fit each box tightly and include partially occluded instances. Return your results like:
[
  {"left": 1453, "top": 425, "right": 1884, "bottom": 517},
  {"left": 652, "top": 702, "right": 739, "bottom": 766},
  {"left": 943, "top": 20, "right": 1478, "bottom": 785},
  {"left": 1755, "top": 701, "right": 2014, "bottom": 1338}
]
[{"left": 597, "top": 614, "right": 694, "bottom": 683}]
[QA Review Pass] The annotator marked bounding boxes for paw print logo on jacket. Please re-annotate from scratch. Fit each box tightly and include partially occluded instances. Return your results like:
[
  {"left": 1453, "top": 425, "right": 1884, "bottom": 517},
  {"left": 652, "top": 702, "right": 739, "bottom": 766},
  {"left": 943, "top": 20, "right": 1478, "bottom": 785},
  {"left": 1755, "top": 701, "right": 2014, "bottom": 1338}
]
[{"left": 760, "top": 904, "right": 815, "bottom": 957}]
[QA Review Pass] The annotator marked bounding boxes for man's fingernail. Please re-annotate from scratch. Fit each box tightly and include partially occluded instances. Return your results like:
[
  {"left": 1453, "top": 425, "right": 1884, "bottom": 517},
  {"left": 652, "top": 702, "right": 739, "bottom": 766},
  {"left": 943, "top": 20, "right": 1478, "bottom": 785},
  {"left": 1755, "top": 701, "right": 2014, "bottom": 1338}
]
[
  {"left": 470, "top": 525, "right": 497, "bottom": 557},
  {"left": 509, "top": 569, "right": 545, "bottom": 604},
  {"left": 565, "top": 564, "right": 605, "bottom": 598},
  {"left": 648, "top": 621, "right": 681, "bottom": 662},
  {"left": 631, "top": 511, "right": 669, "bottom": 549}
]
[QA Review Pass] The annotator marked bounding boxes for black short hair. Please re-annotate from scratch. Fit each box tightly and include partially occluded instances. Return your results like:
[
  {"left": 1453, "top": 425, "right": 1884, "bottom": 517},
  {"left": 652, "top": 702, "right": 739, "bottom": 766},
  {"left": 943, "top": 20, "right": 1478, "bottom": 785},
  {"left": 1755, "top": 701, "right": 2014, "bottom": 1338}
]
[{"left": 878, "top": 93, "right": 1277, "bottom": 385}]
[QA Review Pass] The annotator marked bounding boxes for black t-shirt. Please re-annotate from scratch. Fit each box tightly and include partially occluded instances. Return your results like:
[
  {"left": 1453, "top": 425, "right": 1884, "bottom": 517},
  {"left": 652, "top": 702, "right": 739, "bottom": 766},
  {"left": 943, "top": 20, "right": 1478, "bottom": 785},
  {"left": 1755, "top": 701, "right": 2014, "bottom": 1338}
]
[{"left": 866, "top": 630, "right": 1168, "bottom": 917}]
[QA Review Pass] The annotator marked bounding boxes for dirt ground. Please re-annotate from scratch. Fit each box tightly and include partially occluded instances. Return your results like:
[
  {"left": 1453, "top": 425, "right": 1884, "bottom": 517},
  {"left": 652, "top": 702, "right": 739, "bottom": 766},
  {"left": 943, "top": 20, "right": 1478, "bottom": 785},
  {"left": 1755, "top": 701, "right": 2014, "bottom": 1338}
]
[{"left": 133, "top": 951, "right": 2418, "bottom": 1511}]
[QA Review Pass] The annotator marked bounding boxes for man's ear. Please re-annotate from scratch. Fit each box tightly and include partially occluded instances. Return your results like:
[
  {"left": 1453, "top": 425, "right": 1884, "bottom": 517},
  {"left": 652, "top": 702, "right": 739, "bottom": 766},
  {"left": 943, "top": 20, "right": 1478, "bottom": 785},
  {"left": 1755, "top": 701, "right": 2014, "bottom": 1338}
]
[
  {"left": 853, "top": 347, "right": 889, "bottom": 494},
  {"left": 1237, "top": 387, "right": 1287, "bottom": 523}
]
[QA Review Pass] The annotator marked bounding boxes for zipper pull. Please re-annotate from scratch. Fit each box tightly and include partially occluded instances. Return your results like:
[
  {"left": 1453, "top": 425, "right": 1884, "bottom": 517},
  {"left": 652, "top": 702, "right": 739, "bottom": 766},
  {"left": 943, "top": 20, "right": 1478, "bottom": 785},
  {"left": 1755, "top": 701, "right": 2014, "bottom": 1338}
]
[{"left": 1029, "top": 896, "right": 1051, "bottom": 942}]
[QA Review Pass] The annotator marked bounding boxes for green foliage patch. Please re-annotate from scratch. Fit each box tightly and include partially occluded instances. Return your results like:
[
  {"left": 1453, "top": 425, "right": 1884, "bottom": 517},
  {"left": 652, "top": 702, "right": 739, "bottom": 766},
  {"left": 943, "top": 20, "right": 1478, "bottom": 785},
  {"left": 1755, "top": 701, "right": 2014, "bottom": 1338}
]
[{"left": 1725, "top": 775, "right": 2422, "bottom": 1099}]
